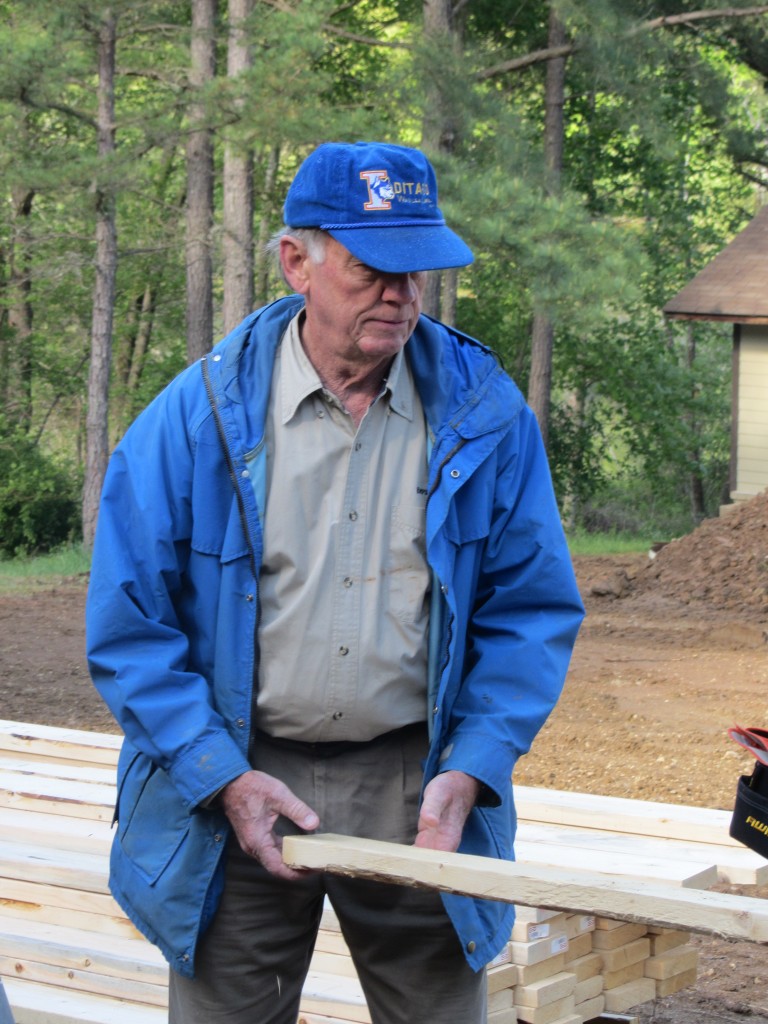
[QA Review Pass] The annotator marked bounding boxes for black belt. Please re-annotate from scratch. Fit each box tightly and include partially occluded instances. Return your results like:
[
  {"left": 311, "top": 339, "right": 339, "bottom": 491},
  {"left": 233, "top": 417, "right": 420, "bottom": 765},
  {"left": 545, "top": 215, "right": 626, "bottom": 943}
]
[{"left": 253, "top": 721, "right": 427, "bottom": 760}]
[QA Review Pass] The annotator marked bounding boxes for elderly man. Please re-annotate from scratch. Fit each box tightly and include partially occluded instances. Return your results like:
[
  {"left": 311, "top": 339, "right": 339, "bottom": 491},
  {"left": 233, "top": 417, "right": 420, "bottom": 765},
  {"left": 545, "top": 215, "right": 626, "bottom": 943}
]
[{"left": 86, "top": 140, "right": 584, "bottom": 1024}]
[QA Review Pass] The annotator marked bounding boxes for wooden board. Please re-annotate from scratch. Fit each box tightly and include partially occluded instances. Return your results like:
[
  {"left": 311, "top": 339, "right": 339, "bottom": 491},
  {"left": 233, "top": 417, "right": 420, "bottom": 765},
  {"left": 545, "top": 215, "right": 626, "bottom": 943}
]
[
  {"left": 300, "top": 971, "right": 371, "bottom": 1024},
  {"left": 0, "top": 917, "right": 166, "bottom": 977},
  {"left": 514, "top": 838, "right": 717, "bottom": 889},
  {"left": 283, "top": 833, "right": 768, "bottom": 943},
  {"left": 0, "top": 723, "right": 120, "bottom": 768},
  {"left": 0, "top": 774, "right": 114, "bottom": 822},
  {"left": 2, "top": 977, "right": 167, "bottom": 1024},
  {"left": 514, "top": 786, "right": 739, "bottom": 848},
  {"left": 0, "top": 896, "right": 141, "bottom": 942},
  {"left": 0, "top": 878, "right": 118, "bottom": 919},
  {"left": 0, "top": 841, "right": 110, "bottom": 894},
  {"left": 518, "top": 821, "right": 768, "bottom": 886},
  {"left": 0, "top": 955, "right": 167, "bottom": 1008},
  {"left": 0, "top": 758, "right": 117, "bottom": 789},
  {"left": 0, "top": 808, "right": 112, "bottom": 855}
]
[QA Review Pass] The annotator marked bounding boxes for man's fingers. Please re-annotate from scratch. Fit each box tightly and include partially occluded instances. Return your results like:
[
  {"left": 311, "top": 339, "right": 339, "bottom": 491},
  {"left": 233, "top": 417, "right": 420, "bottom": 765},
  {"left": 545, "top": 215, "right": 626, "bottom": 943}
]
[
  {"left": 221, "top": 770, "right": 319, "bottom": 878},
  {"left": 414, "top": 771, "right": 481, "bottom": 853},
  {"left": 280, "top": 790, "right": 320, "bottom": 833}
]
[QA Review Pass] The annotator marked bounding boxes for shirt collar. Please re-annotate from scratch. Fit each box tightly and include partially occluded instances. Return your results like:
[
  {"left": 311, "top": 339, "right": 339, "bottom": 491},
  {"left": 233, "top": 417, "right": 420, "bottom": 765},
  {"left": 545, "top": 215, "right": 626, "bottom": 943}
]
[
  {"left": 279, "top": 313, "right": 323, "bottom": 424},
  {"left": 279, "top": 313, "right": 415, "bottom": 424}
]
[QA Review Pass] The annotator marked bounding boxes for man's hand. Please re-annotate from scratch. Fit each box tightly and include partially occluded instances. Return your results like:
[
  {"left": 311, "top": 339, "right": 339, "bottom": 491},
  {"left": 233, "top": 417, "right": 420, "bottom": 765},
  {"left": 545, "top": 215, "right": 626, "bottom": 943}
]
[
  {"left": 414, "top": 770, "right": 481, "bottom": 853},
  {"left": 221, "top": 770, "right": 320, "bottom": 880}
]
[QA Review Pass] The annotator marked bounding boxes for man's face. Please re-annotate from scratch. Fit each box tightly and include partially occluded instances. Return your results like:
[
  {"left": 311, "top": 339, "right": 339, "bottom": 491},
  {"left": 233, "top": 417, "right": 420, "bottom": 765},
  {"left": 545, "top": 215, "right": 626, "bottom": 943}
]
[{"left": 287, "top": 235, "right": 428, "bottom": 368}]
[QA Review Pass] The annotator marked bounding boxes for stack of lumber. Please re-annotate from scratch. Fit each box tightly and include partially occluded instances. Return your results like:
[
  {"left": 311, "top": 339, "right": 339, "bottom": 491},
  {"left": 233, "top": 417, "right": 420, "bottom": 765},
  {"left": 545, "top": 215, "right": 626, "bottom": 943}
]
[
  {"left": 512, "top": 786, "right": 768, "bottom": 888},
  {"left": 0, "top": 721, "right": 168, "bottom": 1024},
  {"left": 1, "top": 720, "right": 764, "bottom": 1024},
  {"left": 297, "top": 898, "right": 699, "bottom": 1023}
]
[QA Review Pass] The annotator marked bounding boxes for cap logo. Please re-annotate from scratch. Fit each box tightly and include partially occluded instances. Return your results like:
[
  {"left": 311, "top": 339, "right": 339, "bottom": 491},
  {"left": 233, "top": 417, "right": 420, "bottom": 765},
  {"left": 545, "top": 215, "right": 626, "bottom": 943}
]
[
  {"left": 360, "top": 169, "right": 394, "bottom": 210},
  {"left": 359, "top": 168, "right": 432, "bottom": 213}
]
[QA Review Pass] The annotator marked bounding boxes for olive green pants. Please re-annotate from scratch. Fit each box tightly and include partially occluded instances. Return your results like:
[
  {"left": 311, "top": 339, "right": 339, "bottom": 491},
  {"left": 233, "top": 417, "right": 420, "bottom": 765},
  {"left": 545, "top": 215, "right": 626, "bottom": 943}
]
[{"left": 168, "top": 725, "right": 487, "bottom": 1024}]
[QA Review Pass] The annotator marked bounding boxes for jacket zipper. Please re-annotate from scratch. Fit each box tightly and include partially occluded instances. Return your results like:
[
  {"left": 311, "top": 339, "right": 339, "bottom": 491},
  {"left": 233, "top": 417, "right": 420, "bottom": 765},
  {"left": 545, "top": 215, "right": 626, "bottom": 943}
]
[
  {"left": 426, "top": 435, "right": 466, "bottom": 734},
  {"left": 200, "top": 356, "right": 258, "bottom": 581},
  {"left": 201, "top": 355, "right": 262, "bottom": 749}
]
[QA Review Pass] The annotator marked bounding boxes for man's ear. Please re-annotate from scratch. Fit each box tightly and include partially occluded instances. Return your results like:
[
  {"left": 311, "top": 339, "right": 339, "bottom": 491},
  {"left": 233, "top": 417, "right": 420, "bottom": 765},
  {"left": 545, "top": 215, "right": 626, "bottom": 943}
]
[{"left": 280, "top": 235, "right": 311, "bottom": 295}]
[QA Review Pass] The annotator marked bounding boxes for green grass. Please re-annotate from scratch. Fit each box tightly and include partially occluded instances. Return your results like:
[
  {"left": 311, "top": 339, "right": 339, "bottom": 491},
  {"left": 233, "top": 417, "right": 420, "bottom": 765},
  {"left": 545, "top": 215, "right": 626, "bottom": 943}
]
[
  {"left": 565, "top": 530, "right": 653, "bottom": 556},
  {"left": 0, "top": 545, "right": 91, "bottom": 595}
]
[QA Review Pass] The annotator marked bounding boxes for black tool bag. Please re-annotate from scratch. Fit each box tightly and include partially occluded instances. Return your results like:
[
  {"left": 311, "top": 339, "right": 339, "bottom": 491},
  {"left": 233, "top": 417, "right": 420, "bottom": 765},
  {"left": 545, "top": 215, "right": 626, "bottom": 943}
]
[
  {"left": 729, "top": 730, "right": 768, "bottom": 858},
  {"left": 730, "top": 766, "right": 768, "bottom": 856}
]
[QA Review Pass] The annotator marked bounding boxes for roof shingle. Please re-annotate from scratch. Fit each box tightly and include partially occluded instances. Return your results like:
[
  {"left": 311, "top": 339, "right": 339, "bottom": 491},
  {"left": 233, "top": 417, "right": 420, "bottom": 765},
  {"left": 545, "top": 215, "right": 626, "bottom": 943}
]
[{"left": 663, "top": 205, "right": 768, "bottom": 322}]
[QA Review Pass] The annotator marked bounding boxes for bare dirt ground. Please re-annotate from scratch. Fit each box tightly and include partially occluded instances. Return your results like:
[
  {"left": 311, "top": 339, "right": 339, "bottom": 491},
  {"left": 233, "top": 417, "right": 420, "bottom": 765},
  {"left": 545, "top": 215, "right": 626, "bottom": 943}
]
[{"left": 2, "top": 492, "right": 768, "bottom": 1022}]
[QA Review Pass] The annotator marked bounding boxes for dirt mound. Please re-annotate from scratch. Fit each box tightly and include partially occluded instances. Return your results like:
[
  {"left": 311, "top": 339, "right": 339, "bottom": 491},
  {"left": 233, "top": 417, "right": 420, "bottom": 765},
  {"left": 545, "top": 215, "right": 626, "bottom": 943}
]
[{"left": 625, "top": 491, "right": 768, "bottom": 618}]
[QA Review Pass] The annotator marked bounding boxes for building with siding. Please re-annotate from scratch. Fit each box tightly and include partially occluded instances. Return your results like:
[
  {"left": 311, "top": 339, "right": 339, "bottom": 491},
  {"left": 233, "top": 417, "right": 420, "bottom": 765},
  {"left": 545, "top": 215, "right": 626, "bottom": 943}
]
[{"left": 663, "top": 205, "right": 768, "bottom": 504}]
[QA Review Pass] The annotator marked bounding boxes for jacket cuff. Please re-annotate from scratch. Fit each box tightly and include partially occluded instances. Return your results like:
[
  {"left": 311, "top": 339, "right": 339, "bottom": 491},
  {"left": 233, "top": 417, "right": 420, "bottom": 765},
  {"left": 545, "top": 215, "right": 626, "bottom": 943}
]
[
  {"left": 437, "top": 734, "right": 514, "bottom": 808},
  {"left": 167, "top": 731, "right": 252, "bottom": 811}
]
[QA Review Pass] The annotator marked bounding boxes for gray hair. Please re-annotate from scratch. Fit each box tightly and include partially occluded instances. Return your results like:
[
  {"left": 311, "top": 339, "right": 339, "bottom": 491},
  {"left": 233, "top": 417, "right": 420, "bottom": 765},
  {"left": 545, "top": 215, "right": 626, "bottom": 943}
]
[{"left": 265, "top": 226, "right": 329, "bottom": 268}]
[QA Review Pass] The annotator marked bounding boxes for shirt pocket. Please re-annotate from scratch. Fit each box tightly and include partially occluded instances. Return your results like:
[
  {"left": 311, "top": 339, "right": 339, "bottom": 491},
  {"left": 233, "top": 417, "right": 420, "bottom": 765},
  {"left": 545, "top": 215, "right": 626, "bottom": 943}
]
[{"left": 388, "top": 503, "right": 430, "bottom": 626}]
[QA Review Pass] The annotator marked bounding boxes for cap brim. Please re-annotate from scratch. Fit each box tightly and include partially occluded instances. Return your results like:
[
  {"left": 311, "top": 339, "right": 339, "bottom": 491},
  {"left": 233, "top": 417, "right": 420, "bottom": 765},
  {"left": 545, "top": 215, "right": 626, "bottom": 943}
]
[{"left": 326, "top": 225, "right": 474, "bottom": 273}]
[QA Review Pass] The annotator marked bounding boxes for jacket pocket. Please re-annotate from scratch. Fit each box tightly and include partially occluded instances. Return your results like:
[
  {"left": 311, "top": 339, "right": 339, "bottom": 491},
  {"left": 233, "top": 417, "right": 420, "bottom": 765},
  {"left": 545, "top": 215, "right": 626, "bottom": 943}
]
[
  {"left": 190, "top": 432, "right": 255, "bottom": 563},
  {"left": 115, "top": 750, "right": 191, "bottom": 885}
]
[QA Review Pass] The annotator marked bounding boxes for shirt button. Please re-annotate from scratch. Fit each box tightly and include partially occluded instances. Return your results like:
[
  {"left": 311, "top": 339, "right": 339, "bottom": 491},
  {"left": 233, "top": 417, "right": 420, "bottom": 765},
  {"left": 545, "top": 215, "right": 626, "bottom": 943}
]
[
  {"left": 212, "top": 354, "right": 221, "bottom": 362},
  {"left": 343, "top": 577, "right": 353, "bottom": 588},
  {"left": 339, "top": 646, "right": 349, "bottom": 656},
  {"left": 349, "top": 510, "right": 358, "bottom": 521},
  {"left": 241, "top": 469, "right": 250, "bottom": 479},
  {"left": 332, "top": 711, "right": 343, "bottom": 720},
  {"left": 466, "top": 940, "right": 476, "bottom": 954},
  {"left": 246, "top": 593, "right": 254, "bottom": 602},
  {"left": 316, "top": 408, "right": 325, "bottom": 418}
]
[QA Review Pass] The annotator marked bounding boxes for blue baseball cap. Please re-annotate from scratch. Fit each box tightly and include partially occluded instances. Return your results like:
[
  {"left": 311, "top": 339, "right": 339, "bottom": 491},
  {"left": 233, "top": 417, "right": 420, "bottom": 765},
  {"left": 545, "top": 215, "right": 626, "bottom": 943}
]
[{"left": 283, "top": 141, "right": 474, "bottom": 274}]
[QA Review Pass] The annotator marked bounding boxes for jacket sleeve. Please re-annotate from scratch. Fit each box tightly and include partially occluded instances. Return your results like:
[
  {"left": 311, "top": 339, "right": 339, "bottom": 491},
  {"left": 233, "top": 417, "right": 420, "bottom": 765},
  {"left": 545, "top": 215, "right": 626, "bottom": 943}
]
[
  {"left": 85, "top": 377, "right": 252, "bottom": 811},
  {"left": 436, "top": 406, "right": 585, "bottom": 804}
]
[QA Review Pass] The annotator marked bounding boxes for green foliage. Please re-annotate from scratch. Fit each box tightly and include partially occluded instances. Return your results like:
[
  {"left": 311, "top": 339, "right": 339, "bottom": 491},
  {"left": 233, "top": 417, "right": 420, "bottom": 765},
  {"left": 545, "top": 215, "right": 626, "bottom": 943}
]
[
  {"left": 0, "top": 418, "right": 81, "bottom": 557},
  {"left": 1, "top": 0, "right": 768, "bottom": 536},
  {"left": 576, "top": 471, "right": 714, "bottom": 540}
]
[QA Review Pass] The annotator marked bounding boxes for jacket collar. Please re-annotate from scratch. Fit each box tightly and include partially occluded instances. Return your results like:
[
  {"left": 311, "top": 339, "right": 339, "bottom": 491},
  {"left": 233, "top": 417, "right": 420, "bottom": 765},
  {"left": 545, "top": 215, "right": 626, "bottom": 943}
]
[
  {"left": 407, "top": 314, "right": 524, "bottom": 441},
  {"left": 209, "top": 296, "right": 523, "bottom": 445}
]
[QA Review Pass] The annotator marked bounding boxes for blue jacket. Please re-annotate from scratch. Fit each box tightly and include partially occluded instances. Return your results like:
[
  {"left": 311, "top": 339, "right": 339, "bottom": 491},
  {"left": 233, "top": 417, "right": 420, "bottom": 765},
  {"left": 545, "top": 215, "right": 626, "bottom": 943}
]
[{"left": 86, "top": 295, "right": 584, "bottom": 978}]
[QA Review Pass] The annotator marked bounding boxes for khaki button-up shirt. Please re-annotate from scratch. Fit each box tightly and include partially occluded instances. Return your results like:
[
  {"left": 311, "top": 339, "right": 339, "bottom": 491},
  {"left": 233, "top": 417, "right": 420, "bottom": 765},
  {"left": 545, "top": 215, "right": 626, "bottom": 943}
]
[{"left": 255, "top": 314, "right": 430, "bottom": 742}]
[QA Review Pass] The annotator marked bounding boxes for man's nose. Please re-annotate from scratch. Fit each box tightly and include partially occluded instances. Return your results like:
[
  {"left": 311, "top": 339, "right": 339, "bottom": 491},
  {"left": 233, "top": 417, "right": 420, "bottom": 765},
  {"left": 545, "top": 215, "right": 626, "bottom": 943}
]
[{"left": 382, "top": 272, "right": 421, "bottom": 303}]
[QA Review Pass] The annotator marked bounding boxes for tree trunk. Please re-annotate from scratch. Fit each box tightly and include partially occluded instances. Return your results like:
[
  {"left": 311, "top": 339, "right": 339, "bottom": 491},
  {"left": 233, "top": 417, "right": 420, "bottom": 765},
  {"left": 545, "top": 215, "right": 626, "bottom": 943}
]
[
  {"left": 255, "top": 144, "right": 280, "bottom": 306},
  {"left": 222, "top": 0, "right": 254, "bottom": 334},
  {"left": 527, "top": 4, "right": 567, "bottom": 450},
  {"left": 112, "top": 283, "right": 156, "bottom": 440},
  {"left": 82, "top": 10, "right": 118, "bottom": 548},
  {"left": 528, "top": 316, "right": 555, "bottom": 448},
  {"left": 440, "top": 268, "right": 458, "bottom": 326},
  {"left": 7, "top": 184, "right": 35, "bottom": 431},
  {"left": 420, "top": 0, "right": 461, "bottom": 322},
  {"left": 185, "top": 0, "right": 217, "bottom": 363},
  {"left": 126, "top": 284, "right": 155, "bottom": 397}
]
